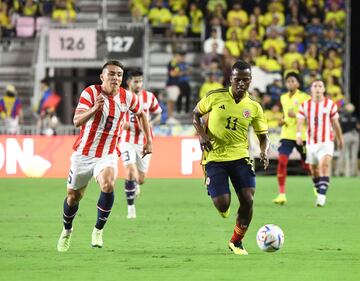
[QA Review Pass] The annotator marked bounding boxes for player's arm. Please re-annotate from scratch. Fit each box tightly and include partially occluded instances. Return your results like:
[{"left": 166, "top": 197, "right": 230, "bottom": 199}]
[
  {"left": 257, "top": 133, "right": 270, "bottom": 170},
  {"left": 73, "top": 94, "right": 104, "bottom": 128},
  {"left": 331, "top": 117, "right": 344, "bottom": 150},
  {"left": 136, "top": 111, "right": 153, "bottom": 156},
  {"left": 192, "top": 105, "right": 212, "bottom": 152},
  {"left": 296, "top": 117, "right": 305, "bottom": 146}
]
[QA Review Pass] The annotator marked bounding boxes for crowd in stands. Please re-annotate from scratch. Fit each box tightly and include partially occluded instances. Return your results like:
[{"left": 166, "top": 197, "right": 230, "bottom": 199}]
[
  {"left": 0, "top": 0, "right": 77, "bottom": 39},
  {"left": 129, "top": 0, "right": 347, "bottom": 127},
  {"left": 0, "top": 0, "right": 349, "bottom": 130}
]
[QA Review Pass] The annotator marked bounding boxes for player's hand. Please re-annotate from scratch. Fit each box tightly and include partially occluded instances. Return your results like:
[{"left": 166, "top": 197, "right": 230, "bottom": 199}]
[
  {"left": 259, "top": 152, "right": 269, "bottom": 170},
  {"left": 199, "top": 134, "right": 212, "bottom": 152},
  {"left": 142, "top": 141, "right": 152, "bottom": 158},
  {"left": 296, "top": 137, "right": 303, "bottom": 146},
  {"left": 94, "top": 94, "right": 105, "bottom": 111},
  {"left": 278, "top": 118, "right": 285, "bottom": 126},
  {"left": 260, "top": 152, "right": 269, "bottom": 170},
  {"left": 336, "top": 136, "right": 344, "bottom": 150}
]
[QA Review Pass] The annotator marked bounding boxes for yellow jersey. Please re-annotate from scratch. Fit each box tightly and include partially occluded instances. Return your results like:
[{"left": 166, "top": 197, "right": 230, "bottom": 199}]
[
  {"left": 280, "top": 90, "right": 310, "bottom": 140},
  {"left": 197, "top": 87, "right": 268, "bottom": 164}
]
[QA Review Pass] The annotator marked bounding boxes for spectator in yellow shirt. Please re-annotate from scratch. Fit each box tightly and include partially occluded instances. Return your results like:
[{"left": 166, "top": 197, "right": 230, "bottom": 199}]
[
  {"left": 199, "top": 71, "right": 224, "bottom": 100},
  {"left": 148, "top": 0, "right": 172, "bottom": 34},
  {"left": 322, "top": 59, "right": 342, "bottom": 83},
  {"left": 52, "top": 0, "right": 76, "bottom": 24},
  {"left": 188, "top": 3, "right": 203, "bottom": 38},
  {"left": 263, "top": 28, "right": 286, "bottom": 55},
  {"left": 226, "top": 2, "right": 248, "bottom": 27},
  {"left": 169, "top": 0, "right": 187, "bottom": 13},
  {"left": 324, "top": 1, "right": 346, "bottom": 27},
  {"left": 263, "top": 2, "right": 285, "bottom": 27},
  {"left": 257, "top": 46, "right": 282, "bottom": 73},
  {"left": 0, "top": 1, "right": 14, "bottom": 38},
  {"left": 282, "top": 43, "right": 305, "bottom": 71},
  {"left": 285, "top": 17, "right": 305, "bottom": 43},
  {"left": 224, "top": 30, "right": 243, "bottom": 58},
  {"left": 242, "top": 14, "right": 265, "bottom": 41},
  {"left": 304, "top": 43, "right": 323, "bottom": 72},
  {"left": 171, "top": 8, "right": 189, "bottom": 37},
  {"left": 21, "top": 0, "right": 38, "bottom": 16},
  {"left": 129, "top": 0, "right": 150, "bottom": 17}
]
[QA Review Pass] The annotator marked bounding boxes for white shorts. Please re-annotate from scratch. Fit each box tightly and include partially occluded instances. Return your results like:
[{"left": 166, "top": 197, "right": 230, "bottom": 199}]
[
  {"left": 165, "top": 85, "right": 180, "bottom": 102},
  {"left": 306, "top": 142, "right": 334, "bottom": 165},
  {"left": 119, "top": 142, "right": 151, "bottom": 173},
  {"left": 67, "top": 152, "right": 118, "bottom": 190}
]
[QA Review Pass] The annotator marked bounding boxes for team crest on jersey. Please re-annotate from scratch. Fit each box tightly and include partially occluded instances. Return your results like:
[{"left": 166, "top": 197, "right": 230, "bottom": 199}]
[
  {"left": 119, "top": 103, "right": 128, "bottom": 112},
  {"left": 243, "top": 109, "right": 251, "bottom": 118}
]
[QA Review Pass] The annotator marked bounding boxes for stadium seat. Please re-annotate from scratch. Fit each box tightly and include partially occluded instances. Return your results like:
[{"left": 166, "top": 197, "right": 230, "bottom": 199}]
[
  {"left": 16, "top": 17, "right": 35, "bottom": 37},
  {"left": 36, "top": 17, "right": 51, "bottom": 34}
]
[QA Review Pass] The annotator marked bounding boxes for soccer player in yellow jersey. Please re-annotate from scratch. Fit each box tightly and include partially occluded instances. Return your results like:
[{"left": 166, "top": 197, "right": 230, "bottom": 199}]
[
  {"left": 273, "top": 72, "right": 311, "bottom": 204},
  {"left": 192, "top": 60, "right": 270, "bottom": 255}
]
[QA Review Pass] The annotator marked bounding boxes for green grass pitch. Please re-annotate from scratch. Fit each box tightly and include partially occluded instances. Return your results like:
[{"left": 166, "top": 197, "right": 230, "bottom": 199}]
[{"left": 0, "top": 176, "right": 359, "bottom": 281}]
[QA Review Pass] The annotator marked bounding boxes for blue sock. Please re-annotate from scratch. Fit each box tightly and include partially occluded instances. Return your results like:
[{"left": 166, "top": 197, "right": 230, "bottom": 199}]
[
  {"left": 63, "top": 198, "right": 78, "bottom": 230},
  {"left": 318, "top": 177, "right": 330, "bottom": 195},
  {"left": 125, "top": 180, "right": 136, "bottom": 206},
  {"left": 95, "top": 191, "right": 114, "bottom": 230},
  {"left": 312, "top": 177, "right": 320, "bottom": 192}
]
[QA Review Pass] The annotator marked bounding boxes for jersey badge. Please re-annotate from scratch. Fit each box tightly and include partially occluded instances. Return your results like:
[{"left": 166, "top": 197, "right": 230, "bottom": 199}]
[
  {"left": 243, "top": 109, "right": 251, "bottom": 118},
  {"left": 119, "top": 103, "right": 128, "bottom": 112},
  {"left": 219, "top": 105, "right": 225, "bottom": 110}
]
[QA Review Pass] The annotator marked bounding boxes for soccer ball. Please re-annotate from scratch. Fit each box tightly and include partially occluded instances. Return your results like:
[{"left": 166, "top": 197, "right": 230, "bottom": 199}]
[{"left": 256, "top": 224, "right": 285, "bottom": 252}]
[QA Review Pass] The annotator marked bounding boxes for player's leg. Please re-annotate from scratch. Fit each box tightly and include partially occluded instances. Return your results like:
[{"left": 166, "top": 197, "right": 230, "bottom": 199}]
[
  {"left": 315, "top": 154, "right": 332, "bottom": 207},
  {"left": 314, "top": 142, "right": 335, "bottom": 206},
  {"left": 135, "top": 149, "right": 152, "bottom": 198},
  {"left": 120, "top": 142, "right": 139, "bottom": 219},
  {"left": 205, "top": 162, "right": 231, "bottom": 218},
  {"left": 273, "top": 139, "right": 294, "bottom": 204},
  {"left": 124, "top": 163, "right": 138, "bottom": 218},
  {"left": 57, "top": 155, "right": 93, "bottom": 252},
  {"left": 228, "top": 159, "right": 256, "bottom": 255},
  {"left": 92, "top": 154, "right": 118, "bottom": 247}
]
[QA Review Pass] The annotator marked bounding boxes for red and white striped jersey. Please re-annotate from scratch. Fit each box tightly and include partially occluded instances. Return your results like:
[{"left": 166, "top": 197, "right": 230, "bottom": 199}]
[
  {"left": 297, "top": 98, "right": 339, "bottom": 145},
  {"left": 72, "top": 85, "right": 141, "bottom": 157},
  {"left": 120, "top": 90, "right": 162, "bottom": 145}
]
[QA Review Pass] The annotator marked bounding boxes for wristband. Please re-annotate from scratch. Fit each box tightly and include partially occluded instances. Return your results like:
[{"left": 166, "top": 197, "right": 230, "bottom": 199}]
[{"left": 296, "top": 132, "right": 302, "bottom": 138}]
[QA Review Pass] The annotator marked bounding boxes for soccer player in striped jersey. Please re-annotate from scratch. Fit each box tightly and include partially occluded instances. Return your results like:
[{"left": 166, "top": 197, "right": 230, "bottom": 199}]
[
  {"left": 57, "top": 61, "right": 153, "bottom": 252},
  {"left": 273, "top": 72, "right": 311, "bottom": 204},
  {"left": 193, "top": 60, "right": 270, "bottom": 255},
  {"left": 119, "top": 69, "right": 162, "bottom": 219},
  {"left": 296, "top": 79, "right": 344, "bottom": 207}
]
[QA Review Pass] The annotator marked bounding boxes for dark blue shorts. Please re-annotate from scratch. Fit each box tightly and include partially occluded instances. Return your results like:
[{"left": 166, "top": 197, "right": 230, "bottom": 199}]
[
  {"left": 205, "top": 158, "right": 255, "bottom": 198},
  {"left": 278, "top": 139, "right": 307, "bottom": 161}
]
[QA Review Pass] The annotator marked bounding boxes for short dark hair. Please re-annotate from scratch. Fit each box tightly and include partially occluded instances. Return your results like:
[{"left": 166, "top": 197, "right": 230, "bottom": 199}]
[
  {"left": 285, "top": 71, "right": 302, "bottom": 84},
  {"left": 102, "top": 60, "right": 124, "bottom": 71},
  {"left": 231, "top": 60, "right": 251, "bottom": 71},
  {"left": 127, "top": 68, "right": 143, "bottom": 80}
]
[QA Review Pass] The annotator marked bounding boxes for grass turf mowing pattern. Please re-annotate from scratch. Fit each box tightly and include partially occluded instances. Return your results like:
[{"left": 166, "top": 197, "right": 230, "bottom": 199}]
[{"left": 0, "top": 177, "right": 359, "bottom": 281}]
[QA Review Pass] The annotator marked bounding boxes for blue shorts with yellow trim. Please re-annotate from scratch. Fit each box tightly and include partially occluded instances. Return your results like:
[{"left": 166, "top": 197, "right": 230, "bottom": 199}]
[
  {"left": 278, "top": 139, "right": 307, "bottom": 161},
  {"left": 205, "top": 158, "right": 255, "bottom": 198}
]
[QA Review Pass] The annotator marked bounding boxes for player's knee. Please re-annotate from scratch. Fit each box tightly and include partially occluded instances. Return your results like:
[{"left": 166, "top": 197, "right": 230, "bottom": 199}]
[
  {"left": 67, "top": 190, "right": 84, "bottom": 205},
  {"left": 212, "top": 195, "right": 230, "bottom": 212},
  {"left": 101, "top": 180, "right": 115, "bottom": 193}
]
